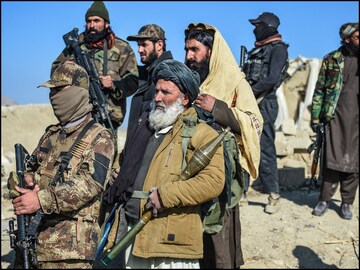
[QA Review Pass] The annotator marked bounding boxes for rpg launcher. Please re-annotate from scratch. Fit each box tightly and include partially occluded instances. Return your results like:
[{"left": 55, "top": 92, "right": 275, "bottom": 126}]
[{"left": 101, "top": 127, "right": 231, "bottom": 265}]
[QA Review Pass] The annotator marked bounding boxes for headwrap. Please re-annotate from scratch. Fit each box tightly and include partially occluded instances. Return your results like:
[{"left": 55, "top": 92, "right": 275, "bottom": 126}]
[
  {"left": 184, "top": 23, "right": 263, "bottom": 180},
  {"left": 339, "top": 22, "right": 359, "bottom": 40},
  {"left": 152, "top": 59, "right": 200, "bottom": 103},
  {"left": 50, "top": 86, "right": 92, "bottom": 125}
]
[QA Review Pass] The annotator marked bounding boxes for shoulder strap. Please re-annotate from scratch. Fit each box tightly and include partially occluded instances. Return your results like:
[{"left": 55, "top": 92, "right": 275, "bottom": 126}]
[
  {"left": 180, "top": 114, "right": 199, "bottom": 171},
  {"left": 50, "top": 119, "right": 96, "bottom": 187}
]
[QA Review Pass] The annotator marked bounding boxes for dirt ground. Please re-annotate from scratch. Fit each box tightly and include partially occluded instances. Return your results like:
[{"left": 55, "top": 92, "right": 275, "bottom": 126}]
[
  {"left": 1, "top": 182, "right": 358, "bottom": 269},
  {"left": 1, "top": 104, "right": 359, "bottom": 269}
]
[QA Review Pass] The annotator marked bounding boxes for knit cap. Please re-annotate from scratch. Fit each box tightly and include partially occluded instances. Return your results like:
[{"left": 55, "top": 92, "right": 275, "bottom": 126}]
[{"left": 85, "top": 1, "right": 110, "bottom": 23}]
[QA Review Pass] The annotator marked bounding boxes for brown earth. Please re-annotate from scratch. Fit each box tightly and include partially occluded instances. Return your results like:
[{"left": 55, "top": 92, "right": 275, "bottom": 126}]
[{"left": 1, "top": 105, "right": 359, "bottom": 269}]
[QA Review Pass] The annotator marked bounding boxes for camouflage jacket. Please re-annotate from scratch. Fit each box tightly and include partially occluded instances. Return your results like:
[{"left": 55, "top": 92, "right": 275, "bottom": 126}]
[
  {"left": 30, "top": 114, "right": 114, "bottom": 261},
  {"left": 52, "top": 34, "right": 139, "bottom": 128},
  {"left": 311, "top": 46, "right": 346, "bottom": 123}
]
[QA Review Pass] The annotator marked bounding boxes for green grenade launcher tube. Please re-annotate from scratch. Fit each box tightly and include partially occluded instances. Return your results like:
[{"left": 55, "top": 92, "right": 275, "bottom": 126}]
[{"left": 101, "top": 127, "right": 231, "bottom": 265}]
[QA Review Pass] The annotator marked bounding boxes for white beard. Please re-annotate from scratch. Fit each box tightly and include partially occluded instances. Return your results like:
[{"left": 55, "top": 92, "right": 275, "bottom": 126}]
[{"left": 149, "top": 97, "right": 184, "bottom": 131}]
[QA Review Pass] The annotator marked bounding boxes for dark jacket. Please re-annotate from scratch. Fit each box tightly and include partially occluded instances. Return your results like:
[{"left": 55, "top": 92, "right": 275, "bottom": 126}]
[{"left": 127, "top": 51, "right": 173, "bottom": 129}]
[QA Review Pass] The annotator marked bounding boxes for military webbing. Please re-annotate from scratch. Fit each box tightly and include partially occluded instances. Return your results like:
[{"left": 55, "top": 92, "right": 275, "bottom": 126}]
[
  {"left": 50, "top": 119, "right": 96, "bottom": 187},
  {"left": 103, "top": 40, "right": 108, "bottom": 76}
]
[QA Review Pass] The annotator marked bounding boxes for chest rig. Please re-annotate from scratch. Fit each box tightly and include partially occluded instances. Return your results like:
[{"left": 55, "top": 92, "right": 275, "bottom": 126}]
[{"left": 243, "top": 41, "right": 289, "bottom": 91}]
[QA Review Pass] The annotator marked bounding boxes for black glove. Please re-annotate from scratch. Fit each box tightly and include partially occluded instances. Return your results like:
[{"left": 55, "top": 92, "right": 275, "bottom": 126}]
[{"left": 310, "top": 123, "right": 320, "bottom": 133}]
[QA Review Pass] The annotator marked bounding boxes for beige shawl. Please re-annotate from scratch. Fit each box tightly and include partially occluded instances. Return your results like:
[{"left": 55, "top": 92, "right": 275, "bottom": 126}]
[{"left": 187, "top": 23, "right": 263, "bottom": 180}]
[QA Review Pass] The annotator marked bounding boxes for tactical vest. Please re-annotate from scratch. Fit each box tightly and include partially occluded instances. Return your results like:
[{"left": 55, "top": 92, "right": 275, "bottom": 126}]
[
  {"left": 243, "top": 41, "right": 289, "bottom": 92},
  {"left": 180, "top": 109, "right": 246, "bottom": 234},
  {"left": 35, "top": 121, "right": 108, "bottom": 222}
]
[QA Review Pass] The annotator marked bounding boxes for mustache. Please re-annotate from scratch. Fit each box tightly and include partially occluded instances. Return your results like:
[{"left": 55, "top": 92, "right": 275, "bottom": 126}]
[
  {"left": 86, "top": 28, "right": 99, "bottom": 35},
  {"left": 185, "top": 59, "right": 200, "bottom": 70}
]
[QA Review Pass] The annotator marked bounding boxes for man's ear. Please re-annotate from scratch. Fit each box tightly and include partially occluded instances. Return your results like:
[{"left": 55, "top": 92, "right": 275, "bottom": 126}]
[
  {"left": 156, "top": 39, "right": 164, "bottom": 52},
  {"left": 207, "top": 48, "right": 212, "bottom": 58},
  {"left": 182, "top": 94, "right": 190, "bottom": 107}
]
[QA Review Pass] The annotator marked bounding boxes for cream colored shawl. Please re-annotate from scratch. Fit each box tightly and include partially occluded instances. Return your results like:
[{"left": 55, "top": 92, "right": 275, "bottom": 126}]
[{"left": 187, "top": 23, "right": 263, "bottom": 180}]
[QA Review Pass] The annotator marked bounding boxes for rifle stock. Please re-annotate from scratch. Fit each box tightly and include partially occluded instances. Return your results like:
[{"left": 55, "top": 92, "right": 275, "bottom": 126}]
[{"left": 63, "top": 28, "right": 116, "bottom": 136}]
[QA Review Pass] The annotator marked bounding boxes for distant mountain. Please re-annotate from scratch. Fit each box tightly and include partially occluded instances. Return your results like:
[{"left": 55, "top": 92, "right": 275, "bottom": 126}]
[{"left": 1, "top": 96, "right": 18, "bottom": 106}]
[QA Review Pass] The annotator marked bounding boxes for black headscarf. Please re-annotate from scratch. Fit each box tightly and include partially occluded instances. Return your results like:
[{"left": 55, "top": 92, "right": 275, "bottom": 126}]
[{"left": 152, "top": 59, "right": 200, "bottom": 103}]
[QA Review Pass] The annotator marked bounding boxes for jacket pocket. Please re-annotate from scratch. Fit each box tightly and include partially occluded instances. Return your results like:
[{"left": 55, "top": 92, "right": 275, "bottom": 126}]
[{"left": 159, "top": 212, "right": 195, "bottom": 245}]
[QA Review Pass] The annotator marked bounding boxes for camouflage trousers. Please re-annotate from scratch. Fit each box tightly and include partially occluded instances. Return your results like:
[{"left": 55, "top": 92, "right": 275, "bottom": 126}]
[{"left": 38, "top": 260, "right": 93, "bottom": 269}]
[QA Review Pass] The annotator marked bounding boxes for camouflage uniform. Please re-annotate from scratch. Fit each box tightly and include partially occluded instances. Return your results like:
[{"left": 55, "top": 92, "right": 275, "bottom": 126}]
[
  {"left": 311, "top": 47, "right": 345, "bottom": 124},
  {"left": 51, "top": 34, "right": 139, "bottom": 129},
  {"left": 28, "top": 114, "right": 114, "bottom": 268}
]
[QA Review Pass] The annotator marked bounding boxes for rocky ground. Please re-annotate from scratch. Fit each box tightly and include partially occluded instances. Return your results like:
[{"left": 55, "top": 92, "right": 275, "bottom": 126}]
[
  {"left": 1, "top": 104, "right": 359, "bottom": 269},
  {"left": 2, "top": 183, "right": 358, "bottom": 269}
]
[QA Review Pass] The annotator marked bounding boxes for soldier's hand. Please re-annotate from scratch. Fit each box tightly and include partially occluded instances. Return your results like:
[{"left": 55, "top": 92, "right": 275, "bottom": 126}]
[
  {"left": 145, "top": 187, "right": 163, "bottom": 217},
  {"left": 12, "top": 185, "right": 40, "bottom": 215},
  {"left": 99, "top": 75, "right": 115, "bottom": 90},
  {"left": 24, "top": 172, "right": 35, "bottom": 187},
  {"left": 194, "top": 93, "right": 216, "bottom": 112},
  {"left": 109, "top": 168, "right": 120, "bottom": 186}
]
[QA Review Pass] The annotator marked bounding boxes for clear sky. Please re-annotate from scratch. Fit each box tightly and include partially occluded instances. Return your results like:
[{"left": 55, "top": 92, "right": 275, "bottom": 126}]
[{"left": 1, "top": 1, "right": 358, "bottom": 126}]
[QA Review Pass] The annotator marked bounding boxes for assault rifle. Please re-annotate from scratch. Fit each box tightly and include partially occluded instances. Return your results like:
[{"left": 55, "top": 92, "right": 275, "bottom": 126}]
[
  {"left": 9, "top": 144, "right": 44, "bottom": 269},
  {"left": 239, "top": 45, "right": 248, "bottom": 71},
  {"left": 306, "top": 123, "right": 325, "bottom": 192},
  {"left": 62, "top": 28, "right": 115, "bottom": 136}
]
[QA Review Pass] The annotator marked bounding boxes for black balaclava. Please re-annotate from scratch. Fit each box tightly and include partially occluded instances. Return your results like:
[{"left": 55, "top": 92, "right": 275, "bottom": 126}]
[{"left": 254, "top": 22, "right": 278, "bottom": 42}]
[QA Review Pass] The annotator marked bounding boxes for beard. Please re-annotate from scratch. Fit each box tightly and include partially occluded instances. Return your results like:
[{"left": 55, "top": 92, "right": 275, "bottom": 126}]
[
  {"left": 185, "top": 56, "right": 210, "bottom": 84},
  {"left": 141, "top": 49, "right": 158, "bottom": 65},
  {"left": 348, "top": 39, "right": 359, "bottom": 56},
  {"left": 148, "top": 97, "right": 184, "bottom": 131},
  {"left": 84, "top": 27, "right": 107, "bottom": 43}
]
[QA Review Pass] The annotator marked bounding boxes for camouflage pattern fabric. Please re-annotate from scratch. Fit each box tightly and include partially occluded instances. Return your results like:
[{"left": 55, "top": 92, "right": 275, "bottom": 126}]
[
  {"left": 39, "top": 63, "right": 89, "bottom": 89},
  {"left": 26, "top": 115, "right": 114, "bottom": 263},
  {"left": 38, "top": 260, "right": 92, "bottom": 269},
  {"left": 311, "top": 47, "right": 345, "bottom": 123}
]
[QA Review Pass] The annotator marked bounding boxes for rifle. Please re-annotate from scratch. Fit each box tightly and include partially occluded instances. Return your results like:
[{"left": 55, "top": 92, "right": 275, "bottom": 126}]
[
  {"left": 62, "top": 28, "right": 116, "bottom": 136},
  {"left": 239, "top": 45, "right": 247, "bottom": 71},
  {"left": 9, "top": 144, "right": 44, "bottom": 269},
  {"left": 101, "top": 127, "right": 231, "bottom": 265},
  {"left": 306, "top": 123, "right": 325, "bottom": 192}
]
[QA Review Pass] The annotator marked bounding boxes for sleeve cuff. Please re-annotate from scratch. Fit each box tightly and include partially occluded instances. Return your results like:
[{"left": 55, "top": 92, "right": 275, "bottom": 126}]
[{"left": 37, "top": 189, "right": 55, "bottom": 214}]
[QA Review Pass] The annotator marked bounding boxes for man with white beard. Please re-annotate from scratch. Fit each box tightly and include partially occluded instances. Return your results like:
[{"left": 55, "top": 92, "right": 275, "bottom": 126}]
[{"left": 103, "top": 59, "right": 225, "bottom": 268}]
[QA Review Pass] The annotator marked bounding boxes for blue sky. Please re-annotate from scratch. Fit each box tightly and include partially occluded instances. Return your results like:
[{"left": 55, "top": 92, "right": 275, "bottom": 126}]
[{"left": 1, "top": 1, "right": 358, "bottom": 126}]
